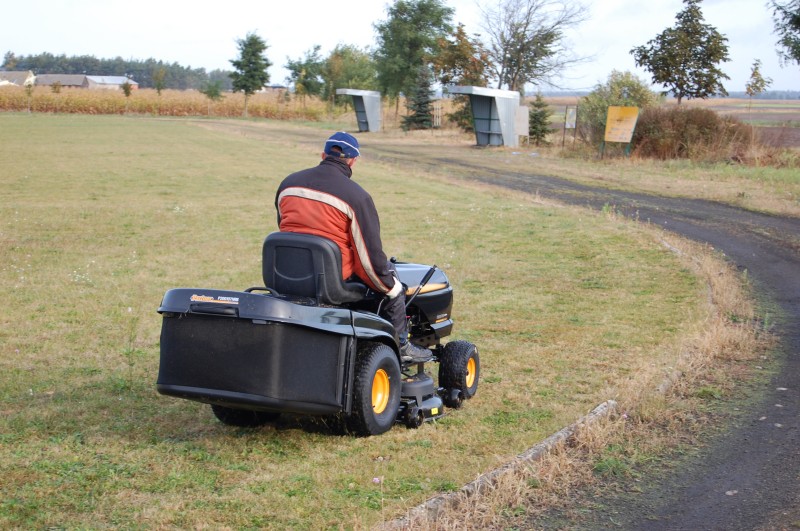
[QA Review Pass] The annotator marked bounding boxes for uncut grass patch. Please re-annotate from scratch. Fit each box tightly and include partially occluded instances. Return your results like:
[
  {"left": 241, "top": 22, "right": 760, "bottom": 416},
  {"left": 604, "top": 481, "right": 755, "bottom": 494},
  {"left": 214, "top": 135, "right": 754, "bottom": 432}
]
[{"left": 0, "top": 114, "right": 703, "bottom": 528}]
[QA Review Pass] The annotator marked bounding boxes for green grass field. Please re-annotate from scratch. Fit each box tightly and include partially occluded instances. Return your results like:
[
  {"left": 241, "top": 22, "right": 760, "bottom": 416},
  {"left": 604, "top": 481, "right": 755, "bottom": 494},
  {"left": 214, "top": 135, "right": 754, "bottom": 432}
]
[{"left": 0, "top": 114, "right": 707, "bottom": 528}]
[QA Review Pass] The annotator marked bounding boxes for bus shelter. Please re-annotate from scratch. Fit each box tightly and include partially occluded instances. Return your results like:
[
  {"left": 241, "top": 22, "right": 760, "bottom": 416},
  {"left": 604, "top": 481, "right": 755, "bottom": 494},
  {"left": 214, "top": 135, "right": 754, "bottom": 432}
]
[
  {"left": 447, "top": 86, "right": 521, "bottom": 147},
  {"left": 335, "top": 89, "right": 382, "bottom": 132}
]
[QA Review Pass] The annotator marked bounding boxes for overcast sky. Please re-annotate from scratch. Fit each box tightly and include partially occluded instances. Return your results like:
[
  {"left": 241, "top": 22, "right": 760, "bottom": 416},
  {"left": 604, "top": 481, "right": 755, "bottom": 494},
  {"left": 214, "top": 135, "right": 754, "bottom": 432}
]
[{"left": 4, "top": 0, "right": 798, "bottom": 92}]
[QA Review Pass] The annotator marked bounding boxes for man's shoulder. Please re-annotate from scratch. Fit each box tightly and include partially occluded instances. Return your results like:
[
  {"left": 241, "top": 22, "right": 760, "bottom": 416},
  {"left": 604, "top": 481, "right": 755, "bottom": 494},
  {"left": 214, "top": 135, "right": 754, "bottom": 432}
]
[
  {"left": 282, "top": 164, "right": 318, "bottom": 181},
  {"left": 278, "top": 165, "right": 317, "bottom": 190},
  {"left": 281, "top": 165, "right": 366, "bottom": 195}
]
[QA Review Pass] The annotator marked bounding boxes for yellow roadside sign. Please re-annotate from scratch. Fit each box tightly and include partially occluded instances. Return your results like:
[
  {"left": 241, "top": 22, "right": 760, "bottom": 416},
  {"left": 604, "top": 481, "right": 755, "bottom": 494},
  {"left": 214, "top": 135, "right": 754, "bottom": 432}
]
[{"left": 604, "top": 106, "right": 640, "bottom": 143}]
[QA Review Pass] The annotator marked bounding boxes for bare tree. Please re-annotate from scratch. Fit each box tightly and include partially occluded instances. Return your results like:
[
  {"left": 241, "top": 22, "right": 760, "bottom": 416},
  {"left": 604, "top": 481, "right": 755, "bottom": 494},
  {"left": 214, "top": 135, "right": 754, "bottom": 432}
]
[{"left": 479, "top": 0, "right": 587, "bottom": 93}]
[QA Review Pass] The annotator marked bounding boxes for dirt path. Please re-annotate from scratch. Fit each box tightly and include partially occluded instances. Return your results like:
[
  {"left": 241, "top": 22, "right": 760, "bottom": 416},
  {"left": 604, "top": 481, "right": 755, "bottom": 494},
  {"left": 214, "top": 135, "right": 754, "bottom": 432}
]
[{"left": 368, "top": 145, "right": 800, "bottom": 529}]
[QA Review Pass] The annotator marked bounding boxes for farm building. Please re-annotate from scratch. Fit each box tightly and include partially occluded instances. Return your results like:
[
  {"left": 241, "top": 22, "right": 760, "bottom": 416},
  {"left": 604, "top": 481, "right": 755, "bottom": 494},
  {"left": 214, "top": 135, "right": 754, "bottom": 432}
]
[
  {"left": 86, "top": 76, "right": 138, "bottom": 90},
  {"left": 0, "top": 70, "right": 35, "bottom": 87},
  {"left": 1, "top": 72, "right": 138, "bottom": 90},
  {"left": 35, "top": 74, "right": 89, "bottom": 88}
]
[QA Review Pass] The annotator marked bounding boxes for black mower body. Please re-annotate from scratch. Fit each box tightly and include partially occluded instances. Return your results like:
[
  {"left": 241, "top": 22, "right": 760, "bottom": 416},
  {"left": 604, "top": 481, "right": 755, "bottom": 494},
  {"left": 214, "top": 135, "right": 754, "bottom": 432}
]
[{"left": 156, "top": 263, "right": 453, "bottom": 417}]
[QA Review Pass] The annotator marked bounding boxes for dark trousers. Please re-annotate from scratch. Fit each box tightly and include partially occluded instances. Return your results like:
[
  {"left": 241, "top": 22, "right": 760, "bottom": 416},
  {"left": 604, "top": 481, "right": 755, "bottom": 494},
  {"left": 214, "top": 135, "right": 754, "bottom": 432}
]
[
  {"left": 381, "top": 261, "right": 409, "bottom": 342},
  {"left": 382, "top": 289, "right": 408, "bottom": 343}
]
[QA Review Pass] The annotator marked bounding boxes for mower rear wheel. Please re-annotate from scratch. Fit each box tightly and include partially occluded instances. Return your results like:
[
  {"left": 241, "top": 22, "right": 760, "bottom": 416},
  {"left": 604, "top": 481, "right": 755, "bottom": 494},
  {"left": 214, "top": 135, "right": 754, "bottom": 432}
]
[
  {"left": 438, "top": 340, "right": 480, "bottom": 408},
  {"left": 348, "top": 342, "right": 401, "bottom": 436},
  {"left": 210, "top": 404, "right": 279, "bottom": 427}
]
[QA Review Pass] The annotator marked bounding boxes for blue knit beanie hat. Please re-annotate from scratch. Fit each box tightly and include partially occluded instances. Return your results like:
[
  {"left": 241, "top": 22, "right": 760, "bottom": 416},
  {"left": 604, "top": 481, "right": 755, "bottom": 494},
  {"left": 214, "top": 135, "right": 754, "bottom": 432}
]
[{"left": 324, "top": 131, "right": 360, "bottom": 159}]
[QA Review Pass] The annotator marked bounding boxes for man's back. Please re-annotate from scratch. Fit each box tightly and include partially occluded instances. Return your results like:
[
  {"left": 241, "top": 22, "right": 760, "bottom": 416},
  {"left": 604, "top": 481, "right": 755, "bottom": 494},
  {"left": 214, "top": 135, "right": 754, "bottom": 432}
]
[
  {"left": 273, "top": 131, "right": 433, "bottom": 362},
  {"left": 276, "top": 156, "right": 391, "bottom": 294}
]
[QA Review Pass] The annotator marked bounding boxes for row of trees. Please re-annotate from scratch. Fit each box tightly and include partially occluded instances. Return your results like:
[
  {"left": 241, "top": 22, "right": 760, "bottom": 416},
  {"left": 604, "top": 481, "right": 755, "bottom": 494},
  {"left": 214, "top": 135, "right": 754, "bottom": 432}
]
[
  {"left": 2, "top": 0, "right": 587, "bottom": 101},
  {"left": 230, "top": 0, "right": 799, "bottom": 124},
  {"left": 1, "top": 51, "right": 235, "bottom": 91},
  {"left": 5, "top": 0, "right": 798, "bottom": 124},
  {"left": 229, "top": 0, "right": 586, "bottom": 121},
  {"left": 282, "top": 0, "right": 800, "bottom": 108}
]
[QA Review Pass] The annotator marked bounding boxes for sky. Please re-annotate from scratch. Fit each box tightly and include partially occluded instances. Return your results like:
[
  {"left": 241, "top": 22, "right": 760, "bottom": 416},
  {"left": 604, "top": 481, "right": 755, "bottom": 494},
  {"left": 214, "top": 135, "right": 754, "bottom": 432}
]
[{"left": 4, "top": 0, "right": 798, "bottom": 93}]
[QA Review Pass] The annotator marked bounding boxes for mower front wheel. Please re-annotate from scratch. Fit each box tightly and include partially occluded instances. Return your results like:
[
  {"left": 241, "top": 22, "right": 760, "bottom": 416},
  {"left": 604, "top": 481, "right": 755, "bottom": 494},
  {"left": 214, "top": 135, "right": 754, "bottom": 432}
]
[
  {"left": 403, "top": 405, "right": 425, "bottom": 429},
  {"left": 348, "top": 342, "right": 402, "bottom": 436},
  {"left": 439, "top": 340, "right": 480, "bottom": 408}
]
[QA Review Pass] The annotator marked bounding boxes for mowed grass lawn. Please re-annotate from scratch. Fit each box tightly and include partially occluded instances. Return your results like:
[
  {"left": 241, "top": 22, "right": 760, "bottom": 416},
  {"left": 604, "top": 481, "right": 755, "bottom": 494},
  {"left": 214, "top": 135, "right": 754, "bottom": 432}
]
[{"left": 0, "top": 114, "right": 703, "bottom": 529}]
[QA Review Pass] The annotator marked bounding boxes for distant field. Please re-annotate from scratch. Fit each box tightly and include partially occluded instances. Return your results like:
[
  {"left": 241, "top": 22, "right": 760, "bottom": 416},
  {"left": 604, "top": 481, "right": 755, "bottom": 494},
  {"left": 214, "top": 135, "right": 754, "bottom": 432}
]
[
  {"left": 689, "top": 99, "right": 800, "bottom": 148},
  {"left": 0, "top": 86, "right": 327, "bottom": 120},
  {"left": 542, "top": 96, "right": 800, "bottom": 148},
  {"left": 0, "top": 114, "right": 709, "bottom": 528}
]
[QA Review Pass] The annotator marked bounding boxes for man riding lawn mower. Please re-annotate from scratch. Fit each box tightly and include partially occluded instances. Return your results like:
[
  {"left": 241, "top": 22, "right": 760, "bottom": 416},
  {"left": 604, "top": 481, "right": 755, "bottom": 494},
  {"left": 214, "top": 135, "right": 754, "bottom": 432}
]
[{"left": 156, "top": 133, "right": 479, "bottom": 436}]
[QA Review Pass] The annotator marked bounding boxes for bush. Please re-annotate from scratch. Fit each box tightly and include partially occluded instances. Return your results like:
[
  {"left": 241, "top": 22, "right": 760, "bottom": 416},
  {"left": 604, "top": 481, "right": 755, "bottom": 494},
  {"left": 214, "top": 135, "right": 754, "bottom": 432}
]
[
  {"left": 633, "top": 106, "right": 754, "bottom": 162},
  {"left": 578, "top": 70, "right": 662, "bottom": 144}
]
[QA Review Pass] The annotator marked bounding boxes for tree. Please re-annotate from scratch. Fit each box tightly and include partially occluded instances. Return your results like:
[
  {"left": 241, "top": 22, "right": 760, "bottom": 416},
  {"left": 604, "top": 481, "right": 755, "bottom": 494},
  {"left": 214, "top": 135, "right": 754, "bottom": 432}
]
[
  {"left": 479, "top": 0, "right": 587, "bottom": 93},
  {"left": 3, "top": 51, "right": 18, "bottom": 69},
  {"left": 199, "top": 80, "right": 225, "bottom": 116},
  {"left": 432, "top": 23, "right": 491, "bottom": 88},
  {"left": 432, "top": 23, "right": 491, "bottom": 130},
  {"left": 121, "top": 81, "right": 133, "bottom": 114},
  {"left": 630, "top": 0, "right": 730, "bottom": 104},
  {"left": 152, "top": 66, "right": 167, "bottom": 96},
  {"left": 770, "top": 0, "right": 800, "bottom": 65},
  {"left": 208, "top": 69, "right": 234, "bottom": 92},
  {"left": 373, "top": 0, "right": 454, "bottom": 102},
  {"left": 578, "top": 70, "right": 661, "bottom": 144},
  {"left": 285, "top": 45, "right": 325, "bottom": 104},
  {"left": 321, "top": 44, "right": 378, "bottom": 105},
  {"left": 528, "top": 92, "right": 552, "bottom": 145},
  {"left": 745, "top": 59, "right": 772, "bottom": 109},
  {"left": 24, "top": 77, "right": 34, "bottom": 113},
  {"left": 229, "top": 32, "right": 272, "bottom": 117},
  {"left": 402, "top": 65, "right": 435, "bottom": 131}
]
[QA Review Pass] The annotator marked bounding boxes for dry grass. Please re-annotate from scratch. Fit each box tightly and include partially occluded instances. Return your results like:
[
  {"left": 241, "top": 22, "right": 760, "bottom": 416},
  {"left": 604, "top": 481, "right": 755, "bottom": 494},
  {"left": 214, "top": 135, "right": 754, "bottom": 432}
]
[
  {"left": 0, "top": 114, "right": 714, "bottom": 529},
  {"left": 0, "top": 107, "right": 777, "bottom": 528},
  {"left": 389, "top": 227, "right": 773, "bottom": 530}
]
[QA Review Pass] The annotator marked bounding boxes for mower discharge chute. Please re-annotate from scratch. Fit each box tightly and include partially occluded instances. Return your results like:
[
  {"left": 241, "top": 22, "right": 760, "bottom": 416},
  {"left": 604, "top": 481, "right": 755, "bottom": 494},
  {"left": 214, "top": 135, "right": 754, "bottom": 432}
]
[{"left": 156, "top": 232, "right": 479, "bottom": 436}]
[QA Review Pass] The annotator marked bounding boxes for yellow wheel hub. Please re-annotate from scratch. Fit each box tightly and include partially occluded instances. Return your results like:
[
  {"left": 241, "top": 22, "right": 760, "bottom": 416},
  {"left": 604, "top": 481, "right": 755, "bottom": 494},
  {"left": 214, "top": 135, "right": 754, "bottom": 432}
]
[
  {"left": 465, "top": 357, "right": 476, "bottom": 388},
  {"left": 372, "top": 369, "right": 390, "bottom": 414}
]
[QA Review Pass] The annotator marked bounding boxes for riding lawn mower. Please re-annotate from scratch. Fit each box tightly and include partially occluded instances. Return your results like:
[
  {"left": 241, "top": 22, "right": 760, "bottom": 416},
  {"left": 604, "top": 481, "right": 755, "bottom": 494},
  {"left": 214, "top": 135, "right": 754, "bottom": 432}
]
[{"left": 156, "top": 231, "right": 479, "bottom": 436}]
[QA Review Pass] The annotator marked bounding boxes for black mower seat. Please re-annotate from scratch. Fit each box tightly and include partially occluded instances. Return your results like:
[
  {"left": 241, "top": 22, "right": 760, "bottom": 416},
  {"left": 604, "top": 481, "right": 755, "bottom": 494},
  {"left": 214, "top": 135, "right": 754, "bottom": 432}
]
[{"left": 262, "top": 232, "right": 367, "bottom": 305}]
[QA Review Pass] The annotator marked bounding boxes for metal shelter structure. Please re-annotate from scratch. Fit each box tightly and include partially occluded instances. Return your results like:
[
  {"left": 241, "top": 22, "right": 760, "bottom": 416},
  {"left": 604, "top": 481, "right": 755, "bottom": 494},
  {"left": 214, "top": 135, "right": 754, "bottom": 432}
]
[
  {"left": 447, "top": 86, "right": 522, "bottom": 147},
  {"left": 335, "top": 89, "right": 382, "bottom": 132}
]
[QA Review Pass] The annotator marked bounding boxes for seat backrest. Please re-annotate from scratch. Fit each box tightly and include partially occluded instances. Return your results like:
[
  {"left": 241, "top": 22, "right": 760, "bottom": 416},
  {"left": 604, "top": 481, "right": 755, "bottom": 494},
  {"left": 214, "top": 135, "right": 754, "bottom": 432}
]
[{"left": 262, "top": 232, "right": 366, "bottom": 305}]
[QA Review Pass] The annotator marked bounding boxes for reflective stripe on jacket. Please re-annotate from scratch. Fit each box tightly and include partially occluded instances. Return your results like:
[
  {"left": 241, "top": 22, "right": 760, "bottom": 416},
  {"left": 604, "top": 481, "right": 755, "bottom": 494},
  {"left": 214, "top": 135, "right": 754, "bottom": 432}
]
[{"left": 275, "top": 157, "right": 394, "bottom": 293}]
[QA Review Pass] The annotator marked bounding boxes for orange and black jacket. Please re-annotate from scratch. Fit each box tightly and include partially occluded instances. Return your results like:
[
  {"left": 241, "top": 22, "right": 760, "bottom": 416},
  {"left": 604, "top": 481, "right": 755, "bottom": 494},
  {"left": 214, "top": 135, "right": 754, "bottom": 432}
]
[{"left": 275, "top": 156, "right": 395, "bottom": 294}]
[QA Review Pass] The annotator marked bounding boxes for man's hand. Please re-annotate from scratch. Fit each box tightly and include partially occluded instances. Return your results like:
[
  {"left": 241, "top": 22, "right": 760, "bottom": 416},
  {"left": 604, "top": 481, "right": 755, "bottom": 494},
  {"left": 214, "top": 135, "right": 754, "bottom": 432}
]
[{"left": 387, "top": 276, "right": 403, "bottom": 299}]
